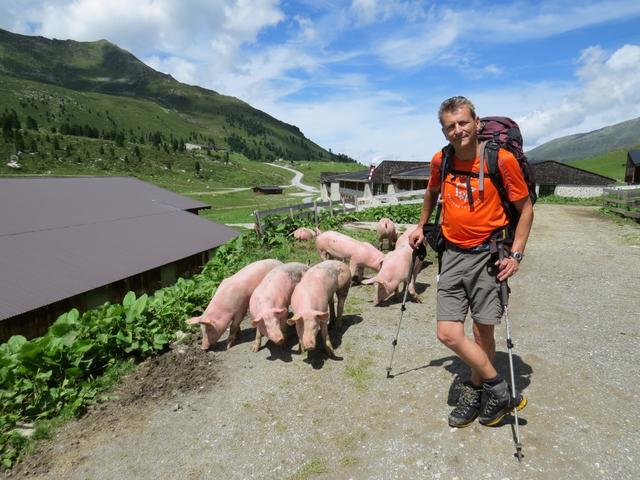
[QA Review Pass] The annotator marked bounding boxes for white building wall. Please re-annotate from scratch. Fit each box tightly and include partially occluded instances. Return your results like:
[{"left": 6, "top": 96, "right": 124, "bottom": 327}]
[{"left": 553, "top": 185, "right": 608, "bottom": 198}]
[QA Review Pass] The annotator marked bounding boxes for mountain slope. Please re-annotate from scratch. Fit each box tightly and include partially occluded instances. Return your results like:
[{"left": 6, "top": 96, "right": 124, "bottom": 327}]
[
  {"left": 0, "top": 28, "right": 351, "bottom": 163},
  {"left": 527, "top": 116, "right": 640, "bottom": 162}
]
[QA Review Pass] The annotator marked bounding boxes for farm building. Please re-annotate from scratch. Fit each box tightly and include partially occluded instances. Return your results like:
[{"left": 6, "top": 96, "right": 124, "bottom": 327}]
[
  {"left": 531, "top": 161, "right": 617, "bottom": 197},
  {"left": 0, "top": 177, "right": 239, "bottom": 341},
  {"left": 320, "top": 161, "right": 429, "bottom": 201},
  {"left": 252, "top": 185, "right": 283, "bottom": 194},
  {"left": 626, "top": 150, "right": 640, "bottom": 184},
  {"left": 390, "top": 164, "right": 431, "bottom": 192}
]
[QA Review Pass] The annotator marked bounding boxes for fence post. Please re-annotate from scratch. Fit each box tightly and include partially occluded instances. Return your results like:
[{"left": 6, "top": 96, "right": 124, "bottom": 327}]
[
  {"left": 254, "top": 211, "right": 262, "bottom": 238},
  {"left": 328, "top": 197, "right": 334, "bottom": 217},
  {"left": 289, "top": 207, "right": 294, "bottom": 219},
  {"left": 313, "top": 200, "right": 318, "bottom": 225}
]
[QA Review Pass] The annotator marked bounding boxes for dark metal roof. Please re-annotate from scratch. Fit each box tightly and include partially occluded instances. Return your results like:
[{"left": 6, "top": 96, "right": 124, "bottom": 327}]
[
  {"left": 371, "top": 160, "right": 429, "bottom": 183},
  {"left": 531, "top": 161, "right": 617, "bottom": 185},
  {"left": 628, "top": 150, "right": 640, "bottom": 166},
  {"left": 391, "top": 164, "right": 431, "bottom": 180},
  {"left": 327, "top": 170, "right": 371, "bottom": 183},
  {"left": 0, "top": 177, "right": 239, "bottom": 321},
  {"left": 320, "top": 171, "right": 348, "bottom": 183}
]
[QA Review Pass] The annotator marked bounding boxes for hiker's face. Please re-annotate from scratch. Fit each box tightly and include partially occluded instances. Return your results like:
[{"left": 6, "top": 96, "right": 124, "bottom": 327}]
[{"left": 441, "top": 106, "right": 479, "bottom": 150}]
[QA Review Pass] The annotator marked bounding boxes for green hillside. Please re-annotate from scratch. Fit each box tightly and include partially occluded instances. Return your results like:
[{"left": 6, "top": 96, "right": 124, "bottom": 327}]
[
  {"left": 0, "top": 28, "right": 354, "bottom": 164},
  {"left": 568, "top": 147, "right": 638, "bottom": 182},
  {"left": 527, "top": 116, "right": 640, "bottom": 163},
  {"left": 0, "top": 29, "right": 365, "bottom": 223}
]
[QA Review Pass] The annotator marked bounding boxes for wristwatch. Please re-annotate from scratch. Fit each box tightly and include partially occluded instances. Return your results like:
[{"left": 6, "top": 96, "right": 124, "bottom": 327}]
[{"left": 510, "top": 251, "right": 524, "bottom": 262}]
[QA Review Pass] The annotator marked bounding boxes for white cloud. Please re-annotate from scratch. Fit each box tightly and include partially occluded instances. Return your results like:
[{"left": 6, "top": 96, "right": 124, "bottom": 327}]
[
  {"left": 261, "top": 92, "right": 443, "bottom": 165},
  {"left": 376, "top": 9, "right": 460, "bottom": 68},
  {"left": 349, "top": 0, "right": 425, "bottom": 26},
  {"left": 145, "top": 55, "right": 198, "bottom": 86},
  {"left": 371, "top": 1, "right": 640, "bottom": 70},
  {"left": 519, "top": 44, "right": 640, "bottom": 145},
  {"left": 3, "top": 0, "right": 284, "bottom": 61}
]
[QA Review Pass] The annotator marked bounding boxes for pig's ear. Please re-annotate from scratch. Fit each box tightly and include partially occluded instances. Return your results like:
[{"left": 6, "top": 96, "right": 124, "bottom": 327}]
[
  {"left": 272, "top": 307, "right": 288, "bottom": 316},
  {"left": 287, "top": 314, "right": 301, "bottom": 326},
  {"left": 314, "top": 311, "right": 330, "bottom": 323},
  {"left": 361, "top": 276, "right": 377, "bottom": 285},
  {"left": 250, "top": 316, "right": 262, "bottom": 327},
  {"left": 187, "top": 316, "right": 212, "bottom": 326}
]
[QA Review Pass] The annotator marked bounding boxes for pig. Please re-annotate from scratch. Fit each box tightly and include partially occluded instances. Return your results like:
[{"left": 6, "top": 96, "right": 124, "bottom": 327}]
[
  {"left": 186, "top": 259, "right": 282, "bottom": 350},
  {"left": 376, "top": 218, "right": 397, "bottom": 251},
  {"left": 362, "top": 243, "right": 422, "bottom": 305},
  {"left": 249, "top": 262, "right": 309, "bottom": 352},
  {"left": 395, "top": 224, "right": 418, "bottom": 248},
  {"left": 288, "top": 260, "right": 351, "bottom": 356},
  {"left": 292, "top": 227, "right": 321, "bottom": 241},
  {"left": 315, "top": 230, "right": 384, "bottom": 283}
]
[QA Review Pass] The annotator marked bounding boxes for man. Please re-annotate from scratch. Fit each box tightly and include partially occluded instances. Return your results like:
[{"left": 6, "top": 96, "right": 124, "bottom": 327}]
[{"left": 409, "top": 96, "right": 533, "bottom": 428}]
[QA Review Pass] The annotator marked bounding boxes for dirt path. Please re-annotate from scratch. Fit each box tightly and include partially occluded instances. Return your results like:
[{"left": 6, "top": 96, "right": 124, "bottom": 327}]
[{"left": 7, "top": 205, "right": 640, "bottom": 480}]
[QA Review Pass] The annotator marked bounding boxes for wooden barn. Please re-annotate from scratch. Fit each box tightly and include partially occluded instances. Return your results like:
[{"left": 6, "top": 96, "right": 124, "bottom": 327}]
[
  {"left": 625, "top": 150, "right": 640, "bottom": 184},
  {"left": 390, "top": 164, "right": 431, "bottom": 192},
  {"left": 0, "top": 177, "right": 239, "bottom": 341},
  {"left": 532, "top": 161, "right": 617, "bottom": 197},
  {"left": 320, "top": 160, "right": 428, "bottom": 200},
  {"left": 252, "top": 185, "right": 283, "bottom": 194}
]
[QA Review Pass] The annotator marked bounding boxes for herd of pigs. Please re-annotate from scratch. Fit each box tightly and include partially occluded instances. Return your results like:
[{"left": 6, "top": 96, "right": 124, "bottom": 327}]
[{"left": 187, "top": 219, "right": 424, "bottom": 356}]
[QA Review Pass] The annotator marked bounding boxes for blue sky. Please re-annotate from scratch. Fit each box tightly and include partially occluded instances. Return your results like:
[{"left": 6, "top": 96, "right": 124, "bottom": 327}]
[{"left": 2, "top": 0, "right": 640, "bottom": 165}]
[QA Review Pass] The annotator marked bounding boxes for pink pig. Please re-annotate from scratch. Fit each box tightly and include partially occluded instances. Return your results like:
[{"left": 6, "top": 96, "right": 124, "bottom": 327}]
[
  {"left": 376, "top": 217, "right": 397, "bottom": 251},
  {"left": 315, "top": 231, "right": 384, "bottom": 283},
  {"left": 288, "top": 260, "right": 351, "bottom": 356},
  {"left": 362, "top": 243, "right": 422, "bottom": 305},
  {"left": 293, "top": 227, "right": 321, "bottom": 241},
  {"left": 187, "top": 259, "right": 282, "bottom": 350},
  {"left": 395, "top": 224, "right": 418, "bottom": 249},
  {"left": 249, "top": 262, "right": 309, "bottom": 352}
]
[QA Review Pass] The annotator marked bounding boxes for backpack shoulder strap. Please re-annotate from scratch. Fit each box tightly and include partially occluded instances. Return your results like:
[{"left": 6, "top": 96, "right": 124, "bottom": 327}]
[
  {"left": 440, "top": 144, "right": 454, "bottom": 188},
  {"left": 485, "top": 140, "right": 504, "bottom": 193},
  {"left": 485, "top": 142, "right": 519, "bottom": 226}
]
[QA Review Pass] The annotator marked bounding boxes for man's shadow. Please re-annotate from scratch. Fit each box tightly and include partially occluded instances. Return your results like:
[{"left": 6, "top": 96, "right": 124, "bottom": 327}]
[{"left": 390, "top": 353, "right": 533, "bottom": 426}]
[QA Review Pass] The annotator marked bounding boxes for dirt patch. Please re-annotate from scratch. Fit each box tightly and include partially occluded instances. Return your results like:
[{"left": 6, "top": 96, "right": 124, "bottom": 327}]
[
  {"left": 4, "top": 205, "right": 640, "bottom": 480},
  {"left": 5, "top": 339, "right": 218, "bottom": 478}
]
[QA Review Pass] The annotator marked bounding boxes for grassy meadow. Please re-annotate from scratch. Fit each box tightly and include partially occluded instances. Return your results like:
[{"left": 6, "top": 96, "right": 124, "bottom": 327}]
[{"left": 568, "top": 146, "right": 638, "bottom": 182}]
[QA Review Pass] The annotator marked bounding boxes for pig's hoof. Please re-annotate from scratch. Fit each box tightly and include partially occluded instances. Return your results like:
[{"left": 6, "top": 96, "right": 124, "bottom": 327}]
[
  {"left": 413, "top": 294, "right": 423, "bottom": 303},
  {"left": 250, "top": 344, "right": 260, "bottom": 353}
]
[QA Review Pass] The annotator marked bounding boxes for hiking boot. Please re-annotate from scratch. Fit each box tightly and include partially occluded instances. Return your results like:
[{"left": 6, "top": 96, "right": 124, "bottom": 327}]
[
  {"left": 479, "top": 379, "right": 528, "bottom": 426},
  {"left": 448, "top": 382, "right": 482, "bottom": 428}
]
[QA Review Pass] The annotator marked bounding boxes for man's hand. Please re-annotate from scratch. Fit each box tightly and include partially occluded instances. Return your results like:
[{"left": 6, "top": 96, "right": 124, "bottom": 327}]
[
  {"left": 495, "top": 256, "right": 519, "bottom": 282},
  {"left": 408, "top": 225, "right": 424, "bottom": 250}
]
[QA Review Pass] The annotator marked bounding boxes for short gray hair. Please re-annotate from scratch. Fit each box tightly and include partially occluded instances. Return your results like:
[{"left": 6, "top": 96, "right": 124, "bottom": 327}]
[{"left": 438, "top": 96, "right": 477, "bottom": 124}]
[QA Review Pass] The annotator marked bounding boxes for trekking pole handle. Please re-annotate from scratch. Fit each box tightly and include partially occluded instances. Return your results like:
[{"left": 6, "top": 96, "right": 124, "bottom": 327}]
[{"left": 497, "top": 242, "right": 509, "bottom": 307}]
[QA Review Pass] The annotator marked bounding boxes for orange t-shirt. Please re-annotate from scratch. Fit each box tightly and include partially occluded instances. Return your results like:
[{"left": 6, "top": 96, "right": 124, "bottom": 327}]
[{"left": 427, "top": 148, "right": 529, "bottom": 248}]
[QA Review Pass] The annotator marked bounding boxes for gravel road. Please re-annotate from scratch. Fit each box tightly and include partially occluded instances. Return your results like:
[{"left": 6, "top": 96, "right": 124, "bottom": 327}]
[{"left": 7, "top": 204, "right": 640, "bottom": 480}]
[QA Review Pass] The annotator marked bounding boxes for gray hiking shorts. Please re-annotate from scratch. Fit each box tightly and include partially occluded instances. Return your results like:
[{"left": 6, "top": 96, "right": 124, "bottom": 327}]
[{"left": 436, "top": 246, "right": 504, "bottom": 325}]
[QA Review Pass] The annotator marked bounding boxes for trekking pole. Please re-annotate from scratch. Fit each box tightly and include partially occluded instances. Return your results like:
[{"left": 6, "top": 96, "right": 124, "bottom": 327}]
[
  {"left": 386, "top": 242, "right": 425, "bottom": 378},
  {"left": 497, "top": 245, "right": 524, "bottom": 462}
]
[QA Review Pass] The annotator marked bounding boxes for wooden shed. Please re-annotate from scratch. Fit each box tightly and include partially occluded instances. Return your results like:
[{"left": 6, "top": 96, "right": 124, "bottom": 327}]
[
  {"left": 625, "top": 150, "right": 640, "bottom": 184},
  {"left": 252, "top": 185, "right": 283, "bottom": 194},
  {"left": 0, "top": 177, "right": 239, "bottom": 341},
  {"left": 532, "top": 161, "right": 617, "bottom": 197}
]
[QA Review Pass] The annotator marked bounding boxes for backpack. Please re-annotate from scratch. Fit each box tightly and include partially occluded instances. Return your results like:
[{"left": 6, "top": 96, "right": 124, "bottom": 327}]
[{"left": 440, "top": 116, "right": 537, "bottom": 229}]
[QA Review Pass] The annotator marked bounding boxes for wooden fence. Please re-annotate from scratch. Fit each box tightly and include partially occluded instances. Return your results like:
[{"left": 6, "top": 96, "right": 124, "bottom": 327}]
[
  {"left": 602, "top": 187, "right": 640, "bottom": 220},
  {"left": 253, "top": 189, "right": 430, "bottom": 236},
  {"left": 253, "top": 197, "right": 355, "bottom": 237}
]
